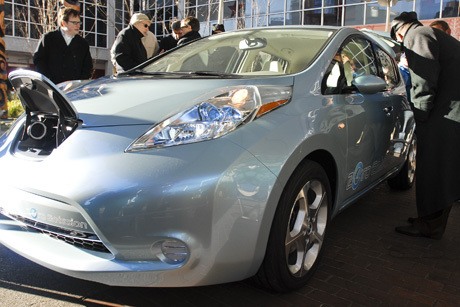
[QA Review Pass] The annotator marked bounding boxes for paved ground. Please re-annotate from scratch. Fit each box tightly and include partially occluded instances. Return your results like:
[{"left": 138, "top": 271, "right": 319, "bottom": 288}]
[{"left": 1, "top": 182, "right": 460, "bottom": 306}]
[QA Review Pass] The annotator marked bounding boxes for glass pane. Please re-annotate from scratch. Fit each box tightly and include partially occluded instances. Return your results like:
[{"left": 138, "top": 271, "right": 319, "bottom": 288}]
[
  {"left": 391, "top": 0, "right": 415, "bottom": 19},
  {"left": 30, "top": 7, "right": 40, "bottom": 23},
  {"left": 375, "top": 47, "right": 398, "bottom": 88},
  {"left": 345, "top": 0, "right": 362, "bottom": 4},
  {"left": 366, "top": 4, "right": 386, "bottom": 25},
  {"left": 342, "top": 38, "right": 378, "bottom": 78},
  {"left": 185, "top": 8, "right": 197, "bottom": 17},
  {"left": 304, "top": 0, "right": 322, "bottom": 9},
  {"left": 97, "top": 20, "right": 107, "bottom": 34},
  {"left": 324, "top": 7, "right": 342, "bottom": 26},
  {"left": 98, "top": 6, "right": 107, "bottom": 19},
  {"left": 14, "top": 21, "right": 27, "bottom": 37},
  {"left": 244, "top": 0, "right": 253, "bottom": 16},
  {"left": 84, "top": 2, "right": 96, "bottom": 19},
  {"left": 97, "top": 34, "right": 107, "bottom": 48},
  {"left": 5, "top": 2, "right": 12, "bottom": 19},
  {"left": 197, "top": 5, "right": 208, "bottom": 22},
  {"left": 269, "top": 13, "right": 284, "bottom": 26},
  {"left": 304, "top": 9, "right": 321, "bottom": 25},
  {"left": 210, "top": 3, "right": 219, "bottom": 20},
  {"left": 5, "top": 20, "right": 13, "bottom": 36},
  {"left": 85, "top": 18, "right": 95, "bottom": 32},
  {"left": 326, "top": 0, "right": 342, "bottom": 5},
  {"left": 270, "top": 1, "right": 285, "bottom": 13},
  {"left": 287, "top": 0, "right": 302, "bottom": 11},
  {"left": 254, "top": 14, "right": 268, "bottom": 26},
  {"left": 440, "top": 0, "right": 459, "bottom": 17},
  {"left": 286, "top": 11, "right": 302, "bottom": 24},
  {"left": 31, "top": 23, "right": 43, "bottom": 39},
  {"left": 415, "top": 0, "right": 442, "bottom": 19},
  {"left": 254, "top": 0, "right": 268, "bottom": 14},
  {"left": 344, "top": 4, "right": 364, "bottom": 26},
  {"left": 85, "top": 33, "right": 95, "bottom": 46},
  {"left": 186, "top": 0, "right": 197, "bottom": 7}
]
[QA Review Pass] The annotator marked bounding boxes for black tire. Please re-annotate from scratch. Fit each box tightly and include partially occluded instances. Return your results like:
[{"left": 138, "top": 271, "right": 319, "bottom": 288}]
[
  {"left": 253, "top": 160, "right": 331, "bottom": 292},
  {"left": 388, "top": 135, "right": 416, "bottom": 190}
]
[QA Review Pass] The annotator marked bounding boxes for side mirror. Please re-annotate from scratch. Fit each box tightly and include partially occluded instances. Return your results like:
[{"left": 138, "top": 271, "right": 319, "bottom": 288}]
[{"left": 352, "top": 75, "right": 387, "bottom": 94}]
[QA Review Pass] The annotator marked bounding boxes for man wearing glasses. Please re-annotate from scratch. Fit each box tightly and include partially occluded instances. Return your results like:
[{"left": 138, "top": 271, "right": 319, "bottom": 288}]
[
  {"left": 111, "top": 13, "right": 157, "bottom": 73},
  {"left": 33, "top": 7, "right": 93, "bottom": 84},
  {"left": 177, "top": 16, "right": 201, "bottom": 47}
]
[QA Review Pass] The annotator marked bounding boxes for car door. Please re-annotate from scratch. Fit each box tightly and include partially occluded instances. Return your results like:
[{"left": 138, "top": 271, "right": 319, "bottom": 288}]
[
  {"left": 373, "top": 44, "right": 413, "bottom": 171},
  {"left": 322, "top": 35, "right": 396, "bottom": 197}
]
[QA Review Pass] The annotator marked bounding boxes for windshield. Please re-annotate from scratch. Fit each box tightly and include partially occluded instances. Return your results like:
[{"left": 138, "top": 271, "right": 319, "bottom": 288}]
[{"left": 142, "top": 28, "right": 334, "bottom": 76}]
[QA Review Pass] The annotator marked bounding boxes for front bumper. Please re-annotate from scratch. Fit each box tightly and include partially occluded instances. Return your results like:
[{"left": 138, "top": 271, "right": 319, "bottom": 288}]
[{"left": 0, "top": 125, "right": 279, "bottom": 287}]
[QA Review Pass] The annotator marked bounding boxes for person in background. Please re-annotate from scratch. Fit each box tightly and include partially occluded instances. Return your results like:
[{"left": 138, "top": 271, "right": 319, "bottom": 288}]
[
  {"left": 177, "top": 16, "right": 201, "bottom": 46},
  {"left": 211, "top": 24, "right": 225, "bottom": 35},
  {"left": 390, "top": 11, "right": 460, "bottom": 239},
  {"left": 159, "top": 20, "right": 182, "bottom": 53},
  {"left": 142, "top": 26, "right": 160, "bottom": 59},
  {"left": 397, "top": 52, "right": 411, "bottom": 102},
  {"left": 111, "top": 13, "right": 151, "bottom": 73},
  {"left": 429, "top": 19, "right": 452, "bottom": 35},
  {"left": 33, "top": 7, "right": 93, "bottom": 84}
]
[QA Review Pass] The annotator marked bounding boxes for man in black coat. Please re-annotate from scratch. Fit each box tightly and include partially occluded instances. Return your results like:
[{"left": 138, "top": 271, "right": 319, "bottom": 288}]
[
  {"left": 111, "top": 13, "right": 151, "bottom": 73},
  {"left": 391, "top": 12, "right": 460, "bottom": 239},
  {"left": 33, "top": 7, "right": 93, "bottom": 84},
  {"left": 177, "top": 16, "right": 201, "bottom": 46},
  {"left": 159, "top": 20, "right": 183, "bottom": 53}
]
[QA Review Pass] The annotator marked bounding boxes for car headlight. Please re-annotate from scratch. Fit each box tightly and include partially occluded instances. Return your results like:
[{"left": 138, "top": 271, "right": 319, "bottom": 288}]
[{"left": 126, "top": 85, "right": 292, "bottom": 151}]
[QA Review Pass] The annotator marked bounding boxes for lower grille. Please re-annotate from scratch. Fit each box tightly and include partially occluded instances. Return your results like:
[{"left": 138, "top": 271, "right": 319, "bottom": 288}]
[{"left": 3, "top": 212, "right": 111, "bottom": 253}]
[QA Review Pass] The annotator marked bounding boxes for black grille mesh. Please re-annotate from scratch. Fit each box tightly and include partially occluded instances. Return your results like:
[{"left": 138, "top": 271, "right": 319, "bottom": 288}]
[{"left": 5, "top": 213, "right": 110, "bottom": 253}]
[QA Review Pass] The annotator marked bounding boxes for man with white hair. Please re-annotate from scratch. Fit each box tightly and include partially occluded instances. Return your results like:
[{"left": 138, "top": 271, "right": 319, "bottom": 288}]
[{"left": 111, "top": 13, "right": 156, "bottom": 73}]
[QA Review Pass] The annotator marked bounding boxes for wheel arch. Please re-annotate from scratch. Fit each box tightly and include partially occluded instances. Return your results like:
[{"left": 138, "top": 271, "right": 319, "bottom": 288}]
[{"left": 248, "top": 146, "right": 339, "bottom": 277}]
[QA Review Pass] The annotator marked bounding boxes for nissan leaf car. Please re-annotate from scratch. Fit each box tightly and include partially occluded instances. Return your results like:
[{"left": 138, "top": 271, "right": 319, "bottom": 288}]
[{"left": 0, "top": 26, "right": 415, "bottom": 292}]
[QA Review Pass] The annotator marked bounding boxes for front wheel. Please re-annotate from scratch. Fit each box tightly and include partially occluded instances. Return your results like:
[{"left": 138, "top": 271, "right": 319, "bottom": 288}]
[{"left": 253, "top": 160, "right": 331, "bottom": 292}]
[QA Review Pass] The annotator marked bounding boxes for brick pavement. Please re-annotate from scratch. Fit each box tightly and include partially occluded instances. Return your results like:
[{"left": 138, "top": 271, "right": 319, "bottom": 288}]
[{"left": 75, "top": 183, "right": 459, "bottom": 306}]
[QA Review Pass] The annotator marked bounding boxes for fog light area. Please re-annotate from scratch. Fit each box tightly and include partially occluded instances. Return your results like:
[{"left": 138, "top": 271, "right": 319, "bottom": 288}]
[{"left": 152, "top": 239, "right": 189, "bottom": 264}]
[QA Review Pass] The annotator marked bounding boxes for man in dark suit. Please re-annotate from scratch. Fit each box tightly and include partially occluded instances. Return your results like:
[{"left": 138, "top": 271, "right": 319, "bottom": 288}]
[
  {"left": 391, "top": 12, "right": 460, "bottom": 239},
  {"left": 33, "top": 7, "right": 93, "bottom": 84}
]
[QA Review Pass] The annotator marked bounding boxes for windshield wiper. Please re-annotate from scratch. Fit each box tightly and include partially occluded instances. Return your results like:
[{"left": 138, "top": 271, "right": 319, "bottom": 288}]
[
  {"left": 124, "top": 70, "right": 240, "bottom": 78},
  {"left": 188, "top": 71, "right": 240, "bottom": 78}
]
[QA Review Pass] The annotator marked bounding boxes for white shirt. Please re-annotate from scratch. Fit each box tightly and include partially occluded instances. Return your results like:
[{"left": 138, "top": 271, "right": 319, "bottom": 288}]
[{"left": 60, "top": 28, "right": 74, "bottom": 46}]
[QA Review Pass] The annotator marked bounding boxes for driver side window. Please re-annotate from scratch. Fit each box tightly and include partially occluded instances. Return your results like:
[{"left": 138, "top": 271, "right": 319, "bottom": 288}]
[{"left": 322, "top": 37, "right": 378, "bottom": 95}]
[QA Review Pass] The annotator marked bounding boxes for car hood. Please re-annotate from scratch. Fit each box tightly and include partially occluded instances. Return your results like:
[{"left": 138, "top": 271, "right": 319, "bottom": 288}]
[
  {"left": 68, "top": 75, "right": 251, "bottom": 127},
  {"left": 10, "top": 70, "right": 294, "bottom": 127}
]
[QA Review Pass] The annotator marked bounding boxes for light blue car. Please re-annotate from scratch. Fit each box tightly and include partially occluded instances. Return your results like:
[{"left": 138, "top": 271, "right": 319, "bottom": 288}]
[{"left": 0, "top": 26, "right": 415, "bottom": 292}]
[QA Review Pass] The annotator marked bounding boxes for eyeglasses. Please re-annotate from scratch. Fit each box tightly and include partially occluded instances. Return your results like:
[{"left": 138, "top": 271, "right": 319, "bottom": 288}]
[
  {"left": 67, "top": 21, "right": 81, "bottom": 26},
  {"left": 144, "top": 24, "right": 149, "bottom": 28}
]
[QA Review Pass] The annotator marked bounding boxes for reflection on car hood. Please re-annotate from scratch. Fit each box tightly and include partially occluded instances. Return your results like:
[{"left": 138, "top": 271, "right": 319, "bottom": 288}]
[{"left": 66, "top": 75, "right": 255, "bottom": 127}]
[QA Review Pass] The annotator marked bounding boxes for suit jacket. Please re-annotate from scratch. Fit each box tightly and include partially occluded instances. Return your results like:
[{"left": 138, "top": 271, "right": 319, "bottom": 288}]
[
  {"left": 177, "top": 31, "right": 201, "bottom": 46},
  {"left": 33, "top": 28, "right": 93, "bottom": 84}
]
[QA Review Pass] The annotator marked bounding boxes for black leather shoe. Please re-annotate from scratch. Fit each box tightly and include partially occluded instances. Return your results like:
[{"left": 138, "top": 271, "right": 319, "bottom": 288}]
[
  {"left": 396, "top": 206, "right": 452, "bottom": 240},
  {"left": 407, "top": 217, "right": 417, "bottom": 224},
  {"left": 395, "top": 224, "right": 431, "bottom": 238}
]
